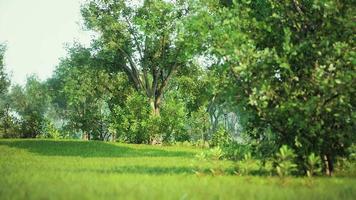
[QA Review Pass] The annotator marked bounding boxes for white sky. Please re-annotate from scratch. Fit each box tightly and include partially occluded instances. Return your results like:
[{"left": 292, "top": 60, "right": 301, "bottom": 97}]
[{"left": 0, "top": 0, "right": 93, "bottom": 85}]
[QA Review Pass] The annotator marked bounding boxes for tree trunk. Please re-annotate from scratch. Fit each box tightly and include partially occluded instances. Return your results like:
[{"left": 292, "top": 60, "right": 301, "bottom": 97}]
[
  {"left": 82, "top": 132, "right": 90, "bottom": 141},
  {"left": 3, "top": 105, "right": 8, "bottom": 136},
  {"left": 150, "top": 97, "right": 161, "bottom": 116},
  {"left": 111, "top": 133, "right": 116, "bottom": 142},
  {"left": 323, "top": 154, "right": 334, "bottom": 176},
  {"left": 3, "top": 119, "right": 7, "bottom": 136},
  {"left": 154, "top": 96, "right": 161, "bottom": 116}
]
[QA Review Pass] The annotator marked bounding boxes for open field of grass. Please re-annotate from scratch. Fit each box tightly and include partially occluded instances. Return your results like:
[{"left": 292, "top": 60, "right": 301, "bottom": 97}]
[{"left": 0, "top": 139, "right": 355, "bottom": 200}]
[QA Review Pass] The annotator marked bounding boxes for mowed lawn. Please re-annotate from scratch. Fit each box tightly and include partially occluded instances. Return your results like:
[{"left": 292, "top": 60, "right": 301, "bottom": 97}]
[{"left": 0, "top": 139, "right": 355, "bottom": 200}]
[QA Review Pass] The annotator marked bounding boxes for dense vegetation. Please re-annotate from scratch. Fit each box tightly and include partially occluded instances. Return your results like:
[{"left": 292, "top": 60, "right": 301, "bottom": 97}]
[{"left": 0, "top": 0, "right": 355, "bottom": 181}]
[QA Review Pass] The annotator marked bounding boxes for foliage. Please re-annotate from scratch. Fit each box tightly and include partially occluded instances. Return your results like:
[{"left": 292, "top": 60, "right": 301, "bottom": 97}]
[
  {"left": 48, "top": 44, "right": 131, "bottom": 140},
  {"left": 275, "top": 145, "right": 297, "bottom": 177},
  {"left": 159, "top": 95, "right": 188, "bottom": 142},
  {"left": 207, "top": 146, "right": 224, "bottom": 161},
  {"left": 0, "top": 43, "right": 9, "bottom": 95},
  {"left": 0, "top": 44, "right": 12, "bottom": 137},
  {"left": 1, "top": 0, "right": 355, "bottom": 181},
  {"left": 306, "top": 153, "right": 322, "bottom": 177},
  {"left": 348, "top": 144, "right": 356, "bottom": 161},
  {"left": 39, "top": 119, "right": 61, "bottom": 139},
  {"left": 194, "top": 0, "right": 355, "bottom": 175},
  {"left": 81, "top": 0, "right": 202, "bottom": 115},
  {"left": 235, "top": 152, "right": 261, "bottom": 176},
  {"left": 9, "top": 76, "right": 50, "bottom": 138},
  {"left": 222, "top": 142, "right": 251, "bottom": 161},
  {"left": 111, "top": 92, "right": 151, "bottom": 144},
  {"left": 187, "top": 106, "right": 211, "bottom": 142},
  {"left": 335, "top": 144, "right": 356, "bottom": 177},
  {"left": 210, "top": 126, "right": 232, "bottom": 147}
]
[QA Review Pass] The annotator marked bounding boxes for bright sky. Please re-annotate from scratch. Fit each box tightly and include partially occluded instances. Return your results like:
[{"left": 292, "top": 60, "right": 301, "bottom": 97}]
[{"left": 0, "top": 0, "right": 93, "bottom": 85}]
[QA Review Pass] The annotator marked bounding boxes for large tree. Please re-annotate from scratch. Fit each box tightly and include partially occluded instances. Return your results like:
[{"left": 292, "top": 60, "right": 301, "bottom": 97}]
[
  {"left": 48, "top": 44, "right": 133, "bottom": 140},
  {"left": 195, "top": 0, "right": 355, "bottom": 175},
  {"left": 81, "top": 0, "right": 200, "bottom": 115}
]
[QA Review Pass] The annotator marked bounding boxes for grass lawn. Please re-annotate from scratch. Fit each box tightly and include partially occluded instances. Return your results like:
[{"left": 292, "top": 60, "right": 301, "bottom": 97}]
[{"left": 0, "top": 139, "right": 355, "bottom": 200}]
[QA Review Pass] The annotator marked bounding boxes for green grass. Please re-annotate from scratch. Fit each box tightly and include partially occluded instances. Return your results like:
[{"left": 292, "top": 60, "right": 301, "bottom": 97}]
[{"left": 0, "top": 139, "right": 355, "bottom": 200}]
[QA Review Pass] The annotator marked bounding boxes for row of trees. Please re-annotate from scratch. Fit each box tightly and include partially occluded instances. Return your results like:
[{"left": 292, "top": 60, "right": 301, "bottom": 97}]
[
  {"left": 0, "top": 43, "right": 222, "bottom": 142},
  {"left": 0, "top": 0, "right": 354, "bottom": 175}
]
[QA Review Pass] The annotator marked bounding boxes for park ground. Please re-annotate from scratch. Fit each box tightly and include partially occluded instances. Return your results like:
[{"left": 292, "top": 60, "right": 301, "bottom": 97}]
[{"left": 0, "top": 139, "right": 355, "bottom": 200}]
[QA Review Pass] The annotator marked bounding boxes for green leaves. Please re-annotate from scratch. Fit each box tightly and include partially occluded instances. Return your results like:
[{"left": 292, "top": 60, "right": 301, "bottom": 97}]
[
  {"left": 0, "top": 43, "right": 9, "bottom": 95},
  {"left": 199, "top": 0, "right": 355, "bottom": 175},
  {"left": 275, "top": 145, "right": 297, "bottom": 177},
  {"left": 6, "top": 76, "right": 50, "bottom": 138},
  {"left": 306, "top": 153, "right": 322, "bottom": 177}
]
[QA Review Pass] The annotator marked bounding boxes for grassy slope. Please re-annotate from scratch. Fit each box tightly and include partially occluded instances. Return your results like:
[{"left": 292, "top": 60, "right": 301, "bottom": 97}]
[{"left": 0, "top": 139, "right": 355, "bottom": 200}]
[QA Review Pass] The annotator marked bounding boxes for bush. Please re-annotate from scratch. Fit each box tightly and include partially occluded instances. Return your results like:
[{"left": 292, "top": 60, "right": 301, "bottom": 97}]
[
  {"left": 207, "top": 147, "right": 224, "bottom": 161},
  {"left": 111, "top": 92, "right": 151, "bottom": 144},
  {"left": 222, "top": 142, "right": 251, "bottom": 161},
  {"left": 235, "top": 152, "right": 261, "bottom": 175},
  {"left": 348, "top": 144, "right": 356, "bottom": 161},
  {"left": 306, "top": 153, "right": 322, "bottom": 177},
  {"left": 159, "top": 97, "right": 188, "bottom": 143},
  {"left": 194, "top": 147, "right": 224, "bottom": 162},
  {"left": 210, "top": 127, "right": 232, "bottom": 147},
  {"left": 39, "top": 120, "right": 61, "bottom": 139},
  {"left": 187, "top": 106, "right": 210, "bottom": 142},
  {"left": 335, "top": 144, "right": 356, "bottom": 177},
  {"left": 275, "top": 145, "right": 297, "bottom": 177}
]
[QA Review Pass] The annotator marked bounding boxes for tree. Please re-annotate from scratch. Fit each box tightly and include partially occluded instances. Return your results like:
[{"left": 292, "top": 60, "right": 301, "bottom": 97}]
[
  {"left": 10, "top": 76, "right": 50, "bottom": 138},
  {"left": 81, "top": 0, "right": 200, "bottom": 115},
  {"left": 194, "top": 0, "right": 355, "bottom": 175},
  {"left": 0, "top": 94, "right": 16, "bottom": 137},
  {"left": 0, "top": 43, "right": 13, "bottom": 137},
  {"left": 0, "top": 43, "right": 10, "bottom": 95},
  {"left": 48, "top": 44, "right": 133, "bottom": 140}
]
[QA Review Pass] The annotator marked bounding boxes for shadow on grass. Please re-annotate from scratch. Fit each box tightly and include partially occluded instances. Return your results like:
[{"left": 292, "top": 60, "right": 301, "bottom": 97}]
[
  {"left": 73, "top": 165, "right": 236, "bottom": 175},
  {"left": 0, "top": 140, "right": 195, "bottom": 158},
  {"left": 74, "top": 165, "right": 197, "bottom": 175}
]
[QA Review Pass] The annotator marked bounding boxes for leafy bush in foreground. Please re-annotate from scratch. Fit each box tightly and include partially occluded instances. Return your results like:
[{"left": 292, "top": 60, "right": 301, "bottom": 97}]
[
  {"left": 306, "top": 153, "right": 322, "bottom": 177},
  {"left": 275, "top": 145, "right": 297, "bottom": 177}
]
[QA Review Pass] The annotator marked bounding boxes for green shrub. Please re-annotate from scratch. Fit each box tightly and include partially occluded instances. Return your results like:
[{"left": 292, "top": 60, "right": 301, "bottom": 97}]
[
  {"left": 235, "top": 152, "right": 261, "bottom": 175},
  {"left": 306, "top": 153, "right": 322, "bottom": 177},
  {"left": 348, "top": 144, "right": 356, "bottom": 161},
  {"left": 211, "top": 127, "right": 232, "bottom": 147},
  {"left": 193, "top": 150, "right": 225, "bottom": 176},
  {"left": 222, "top": 142, "right": 251, "bottom": 160},
  {"left": 335, "top": 144, "right": 356, "bottom": 177},
  {"left": 259, "top": 160, "right": 274, "bottom": 176},
  {"left": 192, "top": 152, "right": 208, "bottom": 175},
  {"left": 111, "top": 92, "right": 151, "bottom": 144},
  {"left": 39, "top": 120, "right": 61, "bottom": 139},
  {"left": 187, "top": 106, "right": 210, "bottom": 142},
  {"left": 275, "top": 145, "right": 297, "bottom": 177},
  {"left": 335, "top": 158, "right": 356, "bottom": 177},
  {"left": 159, "top": 96, "right": 188, "bottom": 143},
  {"left": 207, "top": 147, "right": 224, "bottom": 161}
]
